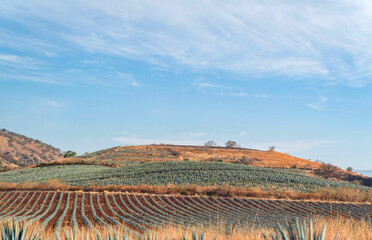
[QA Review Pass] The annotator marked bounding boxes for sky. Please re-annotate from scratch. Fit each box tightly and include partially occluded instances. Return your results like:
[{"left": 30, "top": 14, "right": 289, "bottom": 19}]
[{"left": 1, "top": 1, "right": 372, "bottom": 170}]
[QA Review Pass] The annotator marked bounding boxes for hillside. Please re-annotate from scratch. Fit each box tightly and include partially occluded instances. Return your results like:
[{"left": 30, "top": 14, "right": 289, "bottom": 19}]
[
  {"left": 0, "top": 161, "right": 367, "bottom": 192},
  {"left": 78, "top": 144, "right": 321, "bottom": 169},
  {"left": 0, "top": 129, "right": 63, "bottom": 168}
]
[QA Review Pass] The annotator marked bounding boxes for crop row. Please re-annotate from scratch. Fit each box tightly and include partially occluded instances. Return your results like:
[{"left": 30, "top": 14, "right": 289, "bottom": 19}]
[{"left": 0, "top": 191, "right": 370, "bottom": 237}]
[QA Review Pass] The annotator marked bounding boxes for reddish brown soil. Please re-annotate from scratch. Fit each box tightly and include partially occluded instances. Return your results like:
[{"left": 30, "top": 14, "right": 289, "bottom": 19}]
[
  {"left": 82, "top": 193, "right": 97, "bottom": 226},
  {"left": 141, "top": 195, "right": 172, "bottom": 217},
  {"left": 48, "top": 193, "right": 69, "bottom": 230},
  {"left": 63, "top": 192, "right": 76, "bottom": 228},
  {"left": 97, "top": 193, "right": 119, "bottom": 222},
  {"left": 168, "top": 196, "right": 202, "bottom": 216},
  {"left": 1, "top": 191, "right": 28, "bottom": 215},
  {"left": 107, "top": 193, "right": 149, "bottom": 232},
  {"left": 74, "top": 193, "right": 86, "bottom": 229},
  {"left": 22, "top": 192, "right": 48, "bottom": 217},
  {"left": 0, "top": 191, "right": 371, "bottom": 233},
  {"left": 90, "top": 193, "right": 109, "bottom": 225},
  {"left": 115, "top": 194, "right": 142, "bottom": 216},
  {"left": 0, "top": 192, "right": 19, "bottom": 210},
  {"left": 128, "top": 194, "right": 157, "bottom": 217},
  {"left": 39, "top": 192, "right": 61, "bottom": 223},
  {"left": 14, "top": 192, "right": 39, "bottom": 217}
]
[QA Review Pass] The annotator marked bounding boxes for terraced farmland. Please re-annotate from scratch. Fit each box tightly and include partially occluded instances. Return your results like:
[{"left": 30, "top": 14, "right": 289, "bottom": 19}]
[{"left": 0, "top": 191, "right": 370, "bottom": 238}]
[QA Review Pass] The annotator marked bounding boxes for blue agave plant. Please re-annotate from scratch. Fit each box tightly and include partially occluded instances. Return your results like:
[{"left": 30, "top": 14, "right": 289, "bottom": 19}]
[
  {"left": 263, "top": 219, "right": 337, "bottom": 240},
  {"left": 1, "top": 221, "right": 40, "bottom": 240}
]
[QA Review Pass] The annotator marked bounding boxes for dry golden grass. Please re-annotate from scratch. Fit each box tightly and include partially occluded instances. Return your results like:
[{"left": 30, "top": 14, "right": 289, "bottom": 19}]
[
  {"left": 84, "top": 145, "right": 322, "bottom": 169},
  {"left": 8, "top": 216, "right": 370, "bottom": 240},
  {"left": 148, "top": 217, "right": 372, "bottom": 240}
]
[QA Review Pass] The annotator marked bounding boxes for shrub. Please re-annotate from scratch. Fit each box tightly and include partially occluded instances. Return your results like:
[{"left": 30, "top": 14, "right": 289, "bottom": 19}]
[
  {"left": 63, "top": 151, "right": 77, "bottom": 158},
  {"left": 204, "top": 141, "right": 217, "bottom": 147},
  {"left": 225, "top": 140, "right": 239, "bottom": 148},
  {"left": 314, "top": 162, "right": 343, "bottom": 179}
]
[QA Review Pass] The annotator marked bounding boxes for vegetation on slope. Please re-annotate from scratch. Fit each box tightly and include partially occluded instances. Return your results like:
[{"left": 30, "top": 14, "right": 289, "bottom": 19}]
[
  {"left": 76, "top": 144, "right": 321, "bottom": 169},
  {"left": 0, "top": 129, "right": 62, "bottom": 168},
  {"left": 72, "top": 145, "right": 372, "bottom": 187},
  {"left": 0, "top": 161, "right": 368, "bottom": 193}
]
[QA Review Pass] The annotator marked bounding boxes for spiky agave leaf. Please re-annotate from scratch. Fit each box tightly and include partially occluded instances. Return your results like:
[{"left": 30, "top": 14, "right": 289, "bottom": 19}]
[
  {"left": 0, "top": 220, "right": 41, "bottom": 240},
  {"left": 261, "top": 218, "right": 335, "bottom": 240}
]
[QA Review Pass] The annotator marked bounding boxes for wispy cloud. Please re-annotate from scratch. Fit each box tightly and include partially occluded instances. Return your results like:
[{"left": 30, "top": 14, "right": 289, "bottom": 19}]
[
  {"left": 47, "top": 100, "right": 63, "bottom": 107},
  {"left": 217, "top": 92, "right": 268, "bottom": 98},
  {"left": 0, "top": 53, "right": 38, "bottom": 69},
  {"left": 117, "top": 72, "right": 142, "bottom": 87},
  {"left": 0, "top": 54, "right": 28, "bottom": 63},
  {"left": 3, "top": 1, "right": 372, "bottom": 85},
  {"left": 256, "top": 94, "right": 268, "bottom": 99},
  {"left": 193, "top": 78, "right": 226, "bottom": 89},
  {"left": 305, "top": 95, "right": 328, "bottom": 111},
  {"left": 230, "top": 93, "right": 249, "bottom": 97},
  {"left": 128, "top": 80, "right": 141, "bottom": 87}
]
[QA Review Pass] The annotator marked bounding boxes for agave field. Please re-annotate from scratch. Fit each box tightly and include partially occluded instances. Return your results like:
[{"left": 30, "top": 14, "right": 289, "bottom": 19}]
[
  {"left": 0, "top": 162, "right": 368, "bottom": 192},
  {"left": 0, "top": 191, "right": 370, "bottom": 238}
]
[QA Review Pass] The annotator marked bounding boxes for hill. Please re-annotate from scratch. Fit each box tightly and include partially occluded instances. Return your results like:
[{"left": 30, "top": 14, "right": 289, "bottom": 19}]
[
  {"left": 70, "top": 145, "right": 371, "bottom": 187},
  {"left": 0, "top": 128, "right": 63, "bottom": 168},
  {"left": 78, "top": 144, "right": 321, "bottom": 169},
  {"left": 1, "top": 161, "right": 367, "bottom": 193}
]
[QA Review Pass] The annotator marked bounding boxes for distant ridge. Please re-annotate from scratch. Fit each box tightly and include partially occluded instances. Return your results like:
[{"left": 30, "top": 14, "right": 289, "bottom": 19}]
[{"left": 0, "top": 128, "right": 63, "bottom": 168}]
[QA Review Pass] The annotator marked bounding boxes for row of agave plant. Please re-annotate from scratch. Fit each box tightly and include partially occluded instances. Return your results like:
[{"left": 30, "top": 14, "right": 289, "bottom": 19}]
[{"left": 1, "top": 219, "right": 341, "bottom": 240}]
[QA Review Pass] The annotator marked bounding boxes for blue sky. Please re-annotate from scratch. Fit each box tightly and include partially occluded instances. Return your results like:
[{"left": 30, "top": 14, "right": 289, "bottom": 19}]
[{"left": 1, "top": 1, "right": 372, "bottom": 169}]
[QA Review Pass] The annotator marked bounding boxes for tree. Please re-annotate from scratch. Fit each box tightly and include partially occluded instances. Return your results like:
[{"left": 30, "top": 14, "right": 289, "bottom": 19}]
[
  {"left": 268, "top": 146, "right": 276, "bottom": 151},
  {"left": 63, "top": 150, "right": 77, "bottom": 158},
  {"left": 204, "top": 141, "right": 217, "bottom": 147},
  {"left": 225, "top": 140, "right": 239, "bottom": 148},
  {"left": 347, "top": 166, "right": 353, "bottom": 172},
  {"left": 314, "top": 162, "right": 342, "bottom": 179}
]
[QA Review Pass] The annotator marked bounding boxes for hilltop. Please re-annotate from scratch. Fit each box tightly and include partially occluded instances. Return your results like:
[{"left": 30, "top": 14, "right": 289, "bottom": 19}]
[
  {"left": 68, "top": 145, "right": 370, "bottom": 187},
  {"left": 0, "top": 129, "right": 63, "bottom": 168},
  {"left": 77, "top": 144, "right": 321, "bottom": 169}
]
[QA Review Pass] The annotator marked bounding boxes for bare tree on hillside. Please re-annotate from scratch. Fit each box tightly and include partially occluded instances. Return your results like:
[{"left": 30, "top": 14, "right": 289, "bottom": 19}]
[
  {"left": 204, "top": 141, "right": 217, "bottom": 147},
  {"left": 225, "top": 140, "right": 239, "bottom": 148},
  {"left": 314, "top": 161, "right": 343, "bottom": 179}
]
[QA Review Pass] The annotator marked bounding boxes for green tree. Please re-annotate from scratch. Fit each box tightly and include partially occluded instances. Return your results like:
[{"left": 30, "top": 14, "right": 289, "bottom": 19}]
[
  {"left": 347, "top": 166, "right": 353, "bottom": 172},
  {"left": 63, "top": 150, "right": 77, "bottom": 158}
]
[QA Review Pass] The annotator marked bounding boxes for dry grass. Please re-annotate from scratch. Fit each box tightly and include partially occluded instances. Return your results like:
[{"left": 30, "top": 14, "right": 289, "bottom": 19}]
[
  {"left": 82, "top": 144, "right": 322, "bottom": 169},
  {"left": 148, "top": 217, "right": 372, "bottom": 240},
  {"left": 6, "top": 216, "right": 370, "bottom": 240},
  {"left": 0, "top": 180, "right": 370, "bottom": 203}
]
